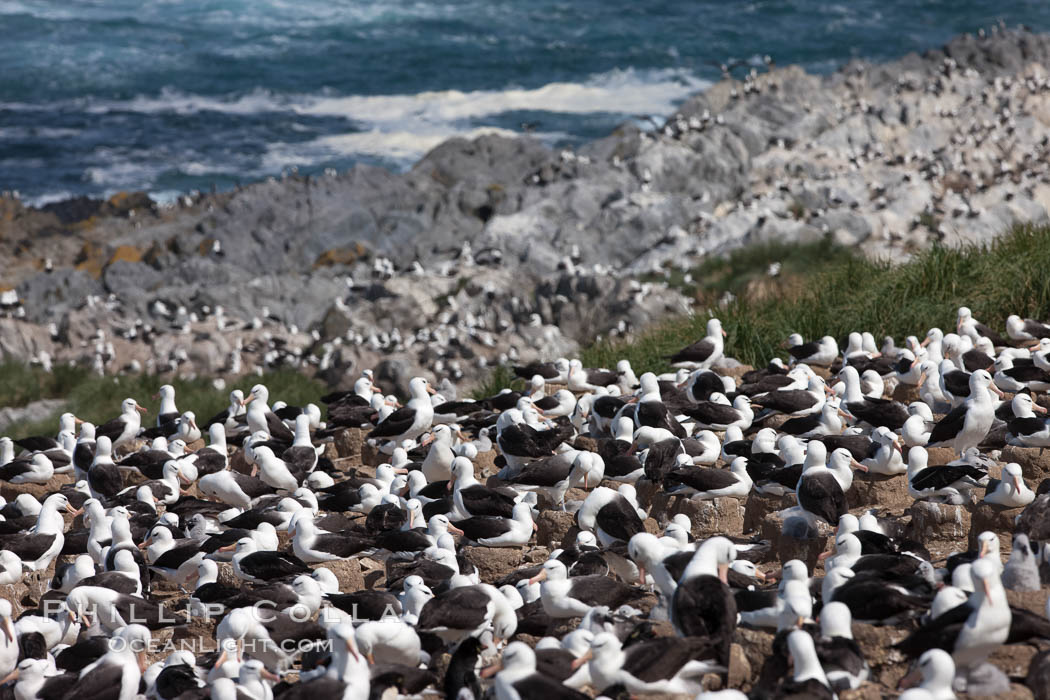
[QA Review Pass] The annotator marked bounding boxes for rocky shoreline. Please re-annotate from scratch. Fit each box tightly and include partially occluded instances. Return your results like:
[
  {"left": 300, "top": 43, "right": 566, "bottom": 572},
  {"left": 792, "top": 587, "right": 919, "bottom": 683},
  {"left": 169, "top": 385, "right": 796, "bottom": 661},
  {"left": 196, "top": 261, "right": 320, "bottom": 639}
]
[{"left": 3, "top": 27, "right": 1050, "bottom": 392}]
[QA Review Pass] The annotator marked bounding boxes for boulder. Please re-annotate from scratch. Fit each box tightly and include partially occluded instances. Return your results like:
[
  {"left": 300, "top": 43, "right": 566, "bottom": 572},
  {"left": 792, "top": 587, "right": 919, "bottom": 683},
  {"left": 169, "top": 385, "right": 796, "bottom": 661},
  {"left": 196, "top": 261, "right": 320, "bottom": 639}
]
[
  {"left": 0, "top": 473, "right": 73, "bottom": 502},
  {"left": 752, "top": 413, "right": 792, "bottom": 432},
  {"left": 758, "top": 508, "right": 831, "bottom": 569},
  {"left": 891, "top": 382, "right": 921, "bottom": 404},
  {"left": 322, "top": 442, "right": 339, "bottom": 461},
  {"left": 311, "top": 558, "right": 365, "bottom": 593},
  {"left": 461, "top": 545, "right": 528, "bottom": 584},
  {"left": 473, "top": 449, "right": 500, "bottom": 478},
  {"left": 229, "top": 448, "right": 253, "bottom": 476},
  {"left": 1000, "top": 444, "right": 1050, "bottom": 484},
  {"left": 852, "top": 621, "right": 910, "bottom": 689},
  {"left": 215, "top": 562, "right": 239, "bottom": 588},
  {"left": 361, "top": 441, "right": 385, "bottom": 468},
  {"left": 1006, "top": 588, "right": 1050, "bottom": 618},
  {"left": 905, "top": 501, "right": 972, "bottom": 544},
  {"left": 713, "top": 362, "right": 756, "bottom": 381},
  {"left": 170, "top": 616, "right": 218, "bottom": 654},
  {"left": 923, "top": 447, "right": 958, "bottom": 465},
  {"left": 0, "top": 581, "right": 36, "bottom": 618},
  {"left": 733, "top": 627, "right": 773, "bottom": 687},
  {"left": 649, "top": 493, "right": 745, "bottom": 539},
  {"left": 333, "top": 428, "right": 366, "bottom": 461},
  {"left": 1016, "top": 494, "right": 1050, "bottom": 541},
  {"left": 359, "top": 557, "right": 387, "bottom": 590},
  {"left": 845, "top": 472, "right": 911, "bottom": 510},
  {"left": 727, "top": 642, "right": 752, "bottom": 690},
  {"left": 535, "top": 510, "right": 577, "bottom": 550},
  {"left": 631, "top": 478, "right": 661, "bottom": 511},
  {"left": 743, "top": 492, "right": 797, "bottom": 534},
  {"left": 967, "top": 502, "right": 1025, "bottom": 553}
]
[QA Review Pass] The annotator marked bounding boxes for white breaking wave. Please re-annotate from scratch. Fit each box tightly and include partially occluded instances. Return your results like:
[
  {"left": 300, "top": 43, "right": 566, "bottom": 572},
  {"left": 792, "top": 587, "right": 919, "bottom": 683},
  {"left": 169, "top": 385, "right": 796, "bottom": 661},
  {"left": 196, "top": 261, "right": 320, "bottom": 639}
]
[
  {"left": 86, "top": 67, "right": 708, "bottom": 173},
  {"left": 72, "top": 67, "right": 708, "bottom": 126},
  {"left": 263, "top": 126, "right": 531, "bottom": 170},
  {"left": 8, "top": 66, "right": 710, "bottom": 195},
  {"left": 297, "top": 67, "right": 710, "bottom": 124}
]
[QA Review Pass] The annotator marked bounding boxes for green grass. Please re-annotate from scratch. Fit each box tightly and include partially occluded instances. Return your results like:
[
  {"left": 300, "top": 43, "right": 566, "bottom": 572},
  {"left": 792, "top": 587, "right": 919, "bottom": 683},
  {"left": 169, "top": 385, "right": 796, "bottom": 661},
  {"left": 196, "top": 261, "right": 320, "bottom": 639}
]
[
  {"left": 469, "top": 365, "right": 525, "bottom": 400},
  {"left": 584, "top": 223, "right": 1050, "bottom": 372},
  {"left": 0, "top": 365, "right": 327, "bottom": 439},
  {"left": 643, "top": 237, "right": 857, "bottom": 303}
]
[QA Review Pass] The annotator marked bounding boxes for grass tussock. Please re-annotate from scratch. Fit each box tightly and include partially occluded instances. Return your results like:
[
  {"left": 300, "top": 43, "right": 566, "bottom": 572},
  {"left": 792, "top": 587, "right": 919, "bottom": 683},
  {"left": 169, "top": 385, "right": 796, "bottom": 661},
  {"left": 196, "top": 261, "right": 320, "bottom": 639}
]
[
  {"left": 649, "top": 237, "right": 857, "bottom": 305},
  {"left": 0, "top": 366, "right": 326, "bottom": 439},
  {"left": 584, "top": 223, "right": 1050, "bottom": 372},
  {"left": 469, "top": 365, "right": 525, "bottom": 400}
]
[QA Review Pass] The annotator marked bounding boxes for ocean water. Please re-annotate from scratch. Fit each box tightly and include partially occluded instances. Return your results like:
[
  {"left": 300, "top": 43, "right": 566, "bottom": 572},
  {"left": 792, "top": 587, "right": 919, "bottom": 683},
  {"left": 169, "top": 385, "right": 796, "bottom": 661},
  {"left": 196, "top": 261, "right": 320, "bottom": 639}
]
[{"left": 2, "top": 1, "right": 1050, "bottom": 205}]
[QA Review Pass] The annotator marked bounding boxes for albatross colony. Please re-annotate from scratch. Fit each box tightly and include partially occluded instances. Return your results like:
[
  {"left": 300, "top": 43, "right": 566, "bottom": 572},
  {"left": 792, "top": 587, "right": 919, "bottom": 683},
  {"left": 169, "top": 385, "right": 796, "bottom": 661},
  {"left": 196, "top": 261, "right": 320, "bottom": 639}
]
[{"left": 3, "top": 306, "right": 1050, "bottom": 699}]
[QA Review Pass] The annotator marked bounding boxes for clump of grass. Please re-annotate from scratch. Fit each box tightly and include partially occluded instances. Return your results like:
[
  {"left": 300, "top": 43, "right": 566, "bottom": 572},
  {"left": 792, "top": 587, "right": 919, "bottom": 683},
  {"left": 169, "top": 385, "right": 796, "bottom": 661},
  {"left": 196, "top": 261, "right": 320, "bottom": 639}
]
[
  {"left": 470, "top": 365, "right": 525, "bottom": 400},
  {"left": 584, "top": 223, "right": 1050, "bottom": 372},
  {"left": 644, "top": 237, "right": 856, "bottom": 302},
  {"left": 0, "top": 364, "right": 327, "bottom": 439},
  {"left": 0, "top": 363, "right": 95, "bottom": 410}
]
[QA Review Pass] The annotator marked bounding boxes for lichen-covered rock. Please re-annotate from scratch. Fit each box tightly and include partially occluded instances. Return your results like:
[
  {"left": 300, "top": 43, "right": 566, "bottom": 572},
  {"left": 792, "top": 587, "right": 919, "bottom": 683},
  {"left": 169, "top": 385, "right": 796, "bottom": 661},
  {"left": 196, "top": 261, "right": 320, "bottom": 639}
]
[
  {"left": 727, "top": 642, "right": 752, "bottom": 690},
  {"left": 846, "top": 472, "right": 911, "bottom": 510},
  {"left": 229, "top": 448, "right": 253, "bottom": 476},
  {"left": 852, "top": 621, "right": 910, "bottom": 688},
  {"left": 0, "top": 473, "right": 73, "bottom": 502},
  {"left": 743, "top": 492, "right": 797, "bottom": 534},
  {"left": 968, "top": 502, "right": 1025, "bottom": 553},
  {"left": 840, "top": 685, "right": 887, "bottom": 700},
  {"left": 461, "top": 545, "right": 527, "bottom": 584},
  {"left": 1016, "top": 494, "right": 1050, "bottom": 541},
  {"left": 758, "top": 508, "right": 831, "bottom": 569},
  {"left": 891, "top": 382, "right": 921, "bottom": 404},
  {"left": 629, "top": 478, "right": 660, "bottom": 511},
  {"left": 535, "top": 510, "right": 576, "bottom": 550},
  {"left": 333, "top": 428, "right": 366, "bottom": 461},
  {"left": 361, "top": 441, "right": 385, "bottom": 467},
  {"left": 311, "top": 558, "right": 365, "bottom": 593},
  {"left": 733, "top": 627, "right": 773, "bottom": 687},
  {"left": 649, "top": 493, "right": 745, "bottom": 539},
  {"left": 923, "top": 447, "right": 959, "bottom": 465},
  {"left": 905, "top": 500, "right": 971, "bottom": 543},
  {"left": 1000, "top": 444, "right": 1050, "bottom": 484}
]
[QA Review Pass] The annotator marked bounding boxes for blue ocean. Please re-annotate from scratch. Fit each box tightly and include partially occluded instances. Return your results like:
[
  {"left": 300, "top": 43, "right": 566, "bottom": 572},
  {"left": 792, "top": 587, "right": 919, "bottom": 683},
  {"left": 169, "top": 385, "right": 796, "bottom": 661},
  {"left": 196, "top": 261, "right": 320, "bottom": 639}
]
[{"left": 3, "top": 0, "right": 1050, "bottom": 205}]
